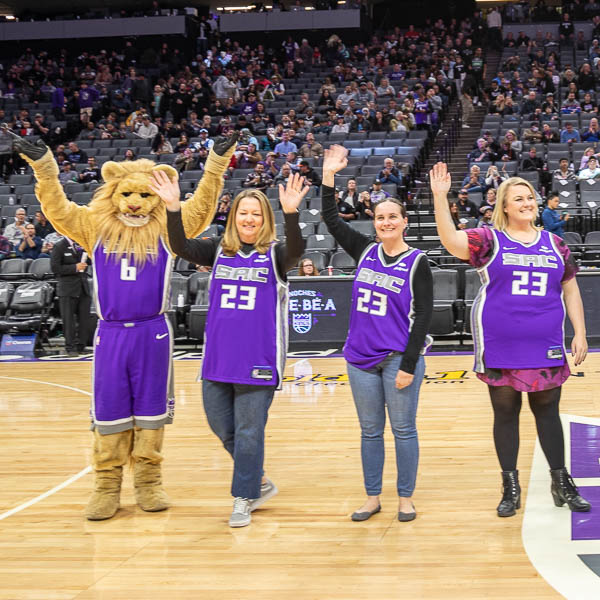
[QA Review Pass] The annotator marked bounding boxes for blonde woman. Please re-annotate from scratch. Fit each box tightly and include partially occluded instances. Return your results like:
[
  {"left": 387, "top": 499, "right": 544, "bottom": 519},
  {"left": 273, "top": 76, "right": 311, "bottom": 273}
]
[
  {"left": 153, "top": 172, "right": 308, "bottom": 528},
  {"left": 502, "top": 129, "right": 522, "bottom": 154},
  {"left": 485, "top": 165, "right": 507, "bottom": 190},
  {"left": 579, "top": 147, "right": 598, "bottom": 171},
  {"left": 431, "top": 162, "right": 591, "bottom": 519}
]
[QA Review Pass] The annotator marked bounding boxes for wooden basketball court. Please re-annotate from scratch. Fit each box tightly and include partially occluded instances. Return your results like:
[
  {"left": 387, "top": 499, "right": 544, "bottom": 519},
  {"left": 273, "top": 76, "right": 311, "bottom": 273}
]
[{"left": 1, "top": 353, "right": 598, "bottom": 599}]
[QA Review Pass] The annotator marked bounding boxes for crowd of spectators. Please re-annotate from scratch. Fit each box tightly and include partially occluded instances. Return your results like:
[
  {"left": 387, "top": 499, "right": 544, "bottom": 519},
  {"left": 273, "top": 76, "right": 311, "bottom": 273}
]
[
  {"left": 0, "top": 9, "right": 505, "bottom": 258},
  {"left": 449, "top": 15, "right": 600, "bottom": 240}
]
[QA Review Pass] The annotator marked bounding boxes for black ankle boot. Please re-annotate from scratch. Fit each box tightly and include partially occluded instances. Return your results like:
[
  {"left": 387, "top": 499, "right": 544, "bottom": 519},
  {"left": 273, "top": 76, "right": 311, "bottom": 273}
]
[
  {"left": 497, "top": 470, "right": 521, "bottom": 517},
  {"left": 550, "top": 468, "right": 591, "bottom": 512}
]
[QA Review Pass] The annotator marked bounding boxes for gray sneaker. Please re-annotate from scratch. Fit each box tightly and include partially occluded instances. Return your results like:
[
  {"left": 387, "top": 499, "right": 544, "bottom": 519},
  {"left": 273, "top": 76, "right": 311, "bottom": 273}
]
[
  {"left": 229, "top": 497, "right": 251, "bottom": 527},
  {"left": 249, "top": 479, "right": 279, "bottom": 512}
]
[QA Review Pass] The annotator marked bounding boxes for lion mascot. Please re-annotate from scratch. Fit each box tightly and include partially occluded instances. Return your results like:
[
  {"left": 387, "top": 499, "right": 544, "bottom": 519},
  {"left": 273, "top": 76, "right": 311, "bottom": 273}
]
[{"left": 12, "top": 130, "right": 237, "bottom": 520}]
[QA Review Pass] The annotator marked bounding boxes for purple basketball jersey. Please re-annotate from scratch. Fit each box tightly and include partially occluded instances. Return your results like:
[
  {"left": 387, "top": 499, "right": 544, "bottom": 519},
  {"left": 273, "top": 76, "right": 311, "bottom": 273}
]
[
  {"left": 202, "top": 244, "right": 288, "bottom": 386},
  {"left": 414, "top": 99, "right": 429, "bottom": 125},
  {"left": 93, "top": 238, "right": 173, "bottom": 321},
  {"left": 344, "top": 244, "right": 431, "bottom": 369},
  {"left": 472, "top": 229, "right": 566, "bottom": 370}
]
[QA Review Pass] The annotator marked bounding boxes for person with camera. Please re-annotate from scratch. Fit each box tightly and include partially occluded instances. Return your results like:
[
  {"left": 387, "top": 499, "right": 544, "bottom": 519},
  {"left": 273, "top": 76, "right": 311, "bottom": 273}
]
[
  {"left": 542, "top": 193, "right": 569, "bottom": 239},
  {"left": 242, "top": 162, "right": 272, "bottom": 192},
  {"left": 51, "top": 237, "right": 93, "bottom": 356}
]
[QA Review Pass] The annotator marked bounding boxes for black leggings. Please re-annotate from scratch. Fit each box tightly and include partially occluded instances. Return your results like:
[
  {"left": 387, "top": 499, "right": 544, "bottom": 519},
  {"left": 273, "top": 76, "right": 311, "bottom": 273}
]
[{"left": 488, "top": 385, "right": 565, "bottom": 471}]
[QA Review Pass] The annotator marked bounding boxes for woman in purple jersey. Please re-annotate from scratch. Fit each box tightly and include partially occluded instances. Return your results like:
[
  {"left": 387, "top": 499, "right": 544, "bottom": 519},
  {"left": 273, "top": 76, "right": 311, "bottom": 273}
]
[
  {"left": 321, "top": 145, "right": 433, "bottom": 522},
  {"left": 151, "top": 170, "right": 307, "bottom": 528},
  {"left": 431, "top": 162, "right": 591, "bottom": 518}
]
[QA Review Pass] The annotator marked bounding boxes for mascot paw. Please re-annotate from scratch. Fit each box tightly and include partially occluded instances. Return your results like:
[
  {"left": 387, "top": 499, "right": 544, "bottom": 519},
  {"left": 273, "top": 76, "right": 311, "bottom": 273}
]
[
  {"left": 135, "top": 486, "right": 171, "bottom": 512},
  {"left": 134, "top": 462, "right": 170, "bottom": 512},
  {"left": 2, "top": 125, "right": 48, "bottom": 161},
  {"left": 213, "top": 131, "right": 239, "bottom": 156},
  {"left": 85, "top": 489, "right": 121, "bottom": 521}
]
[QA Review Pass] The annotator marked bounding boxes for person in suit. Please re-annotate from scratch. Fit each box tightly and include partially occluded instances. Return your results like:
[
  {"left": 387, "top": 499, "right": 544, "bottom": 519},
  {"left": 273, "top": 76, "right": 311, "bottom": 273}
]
[{"left": 50, "top": 237, "right": 92, "bottom": 356}]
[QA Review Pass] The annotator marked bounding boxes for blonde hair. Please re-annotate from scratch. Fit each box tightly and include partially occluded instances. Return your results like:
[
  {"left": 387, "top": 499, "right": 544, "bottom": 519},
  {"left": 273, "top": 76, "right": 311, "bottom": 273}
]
[
  {"left": 221, "top": 189, "right": 276, "bottom": 256},
  {"left": 491, "top": 177, "right": 540, "bottom": 231}
]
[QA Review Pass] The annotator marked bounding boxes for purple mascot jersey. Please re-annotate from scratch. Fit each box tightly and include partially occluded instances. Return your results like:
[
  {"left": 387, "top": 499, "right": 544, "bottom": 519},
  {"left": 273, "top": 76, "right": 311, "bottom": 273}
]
[
  {"left": 472, "top": 229, "right": 566, "bottom": 371},
  {"left": 202, "top": 244, "right": 288, "bottom": 387},
  {"left": 344, "top": 243, "right": 432, "bottom": 369},
  {"left": 91, "top": 238, "right": 175, "bottom": 434}
]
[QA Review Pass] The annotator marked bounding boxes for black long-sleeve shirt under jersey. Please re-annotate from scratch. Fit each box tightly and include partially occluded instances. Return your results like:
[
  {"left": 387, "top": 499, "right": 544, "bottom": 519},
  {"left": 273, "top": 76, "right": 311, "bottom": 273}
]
[
  {"left": 166, "top": 209, "right": 304, "bottom": 279},
  {"left": 321, "top": 184, "right": 433, "bottom": 375}
]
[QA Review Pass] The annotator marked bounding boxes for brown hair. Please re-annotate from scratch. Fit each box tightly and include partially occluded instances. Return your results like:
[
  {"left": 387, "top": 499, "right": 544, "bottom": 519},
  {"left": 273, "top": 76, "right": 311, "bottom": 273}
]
[
  {"left": 373, "top": 197, "right": 407, "bottom": 218},
  {"left": 298, "top": 258, "right": 318, "bottom": 276},
  {"left": 221, "top": 188, "right": 276, "bottom": 256}
]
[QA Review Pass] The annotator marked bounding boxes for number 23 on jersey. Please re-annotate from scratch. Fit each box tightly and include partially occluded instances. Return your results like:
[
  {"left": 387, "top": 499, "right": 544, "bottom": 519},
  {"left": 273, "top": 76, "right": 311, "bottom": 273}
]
[{"left": 356, "top": 287, "right": 388, "bottom": 316}]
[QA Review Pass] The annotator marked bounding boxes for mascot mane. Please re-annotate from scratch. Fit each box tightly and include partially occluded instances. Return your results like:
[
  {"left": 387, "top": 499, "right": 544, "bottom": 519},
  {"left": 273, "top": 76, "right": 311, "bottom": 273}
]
[{"left": 88, "top": 159, "right": 176, "bottom": 266}]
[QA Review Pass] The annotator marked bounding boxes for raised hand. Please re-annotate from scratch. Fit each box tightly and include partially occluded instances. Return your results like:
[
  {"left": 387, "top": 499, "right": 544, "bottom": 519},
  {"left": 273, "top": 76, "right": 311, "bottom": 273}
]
[
  {"left": 212, "top": 131, "right": 240, "bottom": 156},
  {"left": 149, "top": 169, "right": 181, "bottom": 212},
  {"left": 323, "top": 144, "right": 348, "bottom": 175},
  {"left": 429, "top": 162, "right": 452, "bottom": 197},
  {"left": 2, "top": 125, "right": 48, "bottom": 161},
  {"left": 279, "top": 172, "right": 310, "bottom": 214}
]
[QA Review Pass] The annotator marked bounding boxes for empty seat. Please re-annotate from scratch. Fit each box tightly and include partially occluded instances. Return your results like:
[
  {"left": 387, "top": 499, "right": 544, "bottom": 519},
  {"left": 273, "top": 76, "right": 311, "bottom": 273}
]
[
  {"left": 430, "top": 269, "right": 458, "bottom": 335},
  {"left": 0, "top": 281, "right": 14, "bottom": 315},
  {"left": 8, "top": 174, "right": 33, "bottom": 186},
  {"left": 1, "top": 258, "right": 27, "bottom": 275},
  {"left": 299, "top": 208, "right": 322, "bottom": 224},
  {"left": 306, "top": 234, "right": 336, "bottom": 252},
  {"left": 0, "top": 281, "right": 54, "bottom": 334},
  {"left": 329, "top": 251, "right": 356, "bottom": 269},
  {"left": 181, "top": 170, "right": 204, "bottom": 181},
  {"left": 298, "top": 222, "right": 315, "bottom": 238},
  {"left": 349, "top": 148, "right": 373, "bottom": 157},
  {"left": 584, "top": 231, "right": 600, "bottom": 244},
  {"left": 349, "top": 220, "right": 375, "bottom": 236},
  {"left": 73, "top": 192, "right": 94, "bottom": 205},
  {"left": 463, "top": 269, "right": 482, "bottom": 333},
  {"left": 563, "top": 232, "right": 582, "bottom": 245},
  {"left": 28, "top": 257, "right": 51, "bottom": 278}
]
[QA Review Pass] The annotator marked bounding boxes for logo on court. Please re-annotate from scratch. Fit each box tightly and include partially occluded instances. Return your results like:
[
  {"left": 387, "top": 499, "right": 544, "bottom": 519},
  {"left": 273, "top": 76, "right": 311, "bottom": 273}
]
[
  {"left": 522, "top": 414, "right": 600, "bottom": 597},
  {"left": 292, "top": 313, "right": 312, "bottom": 334}
]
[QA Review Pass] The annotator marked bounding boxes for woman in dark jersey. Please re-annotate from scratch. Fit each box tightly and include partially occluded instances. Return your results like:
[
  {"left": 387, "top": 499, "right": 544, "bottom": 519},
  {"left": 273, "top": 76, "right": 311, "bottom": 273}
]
[
  {"left": 321, "top": 145, "right": 433, "bottom": 522},
  {"left": 430, "top": 162, "right": 590, "bottom": 517},
  {"left": 150, "top": 170, "right": 307, "bottom": 528}
]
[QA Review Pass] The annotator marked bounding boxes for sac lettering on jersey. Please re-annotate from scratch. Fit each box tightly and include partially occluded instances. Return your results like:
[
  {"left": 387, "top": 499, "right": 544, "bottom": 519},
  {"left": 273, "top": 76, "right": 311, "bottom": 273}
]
[
  {"left": 355, "top": 267, "right": 405, "bottom": 293},
  {"left": 213, "top": 264, "right": 269, "bottom": 283},
  {"left": 502, "top": 253, "right": 559, "bottom": 269}
]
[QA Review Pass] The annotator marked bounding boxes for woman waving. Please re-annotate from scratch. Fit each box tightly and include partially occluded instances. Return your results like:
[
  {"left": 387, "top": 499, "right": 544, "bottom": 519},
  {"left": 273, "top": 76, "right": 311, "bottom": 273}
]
[{"left": 321, "top": 145, "right": 433, "bottom": 522}]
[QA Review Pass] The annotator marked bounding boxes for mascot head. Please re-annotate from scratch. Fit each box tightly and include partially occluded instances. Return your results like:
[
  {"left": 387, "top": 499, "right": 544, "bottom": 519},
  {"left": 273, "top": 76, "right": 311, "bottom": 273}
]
[{"left": 89, "top": 159, "right": 178, "bottom": 265}]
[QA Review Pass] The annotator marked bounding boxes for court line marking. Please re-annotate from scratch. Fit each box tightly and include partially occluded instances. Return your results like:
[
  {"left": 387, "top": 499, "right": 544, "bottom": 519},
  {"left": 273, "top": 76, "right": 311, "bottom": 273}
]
[{"left": 0, "top": 375, "right": 92, "bottom": 521}]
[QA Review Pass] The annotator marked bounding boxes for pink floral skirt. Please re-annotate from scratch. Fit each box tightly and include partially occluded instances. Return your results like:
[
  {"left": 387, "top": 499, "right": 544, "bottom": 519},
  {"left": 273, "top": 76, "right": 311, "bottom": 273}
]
[{"left": 476, "top": 363, "right": 571, "bottom": 392}]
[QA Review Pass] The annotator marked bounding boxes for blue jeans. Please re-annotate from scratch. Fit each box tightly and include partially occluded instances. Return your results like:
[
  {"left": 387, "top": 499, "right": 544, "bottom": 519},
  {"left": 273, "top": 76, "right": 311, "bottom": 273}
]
[
  {"left": 347, "top": 353, "right": 425, "bottom": 497},
  {"left": 202, "top": 379, "right": 275, "bottom": 500}
]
